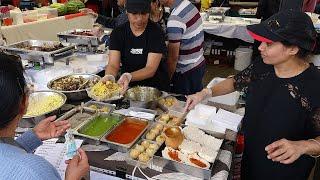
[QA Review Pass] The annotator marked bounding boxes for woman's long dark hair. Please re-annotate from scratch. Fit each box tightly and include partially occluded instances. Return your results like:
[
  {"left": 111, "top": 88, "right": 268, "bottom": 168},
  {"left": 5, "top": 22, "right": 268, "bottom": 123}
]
[{"left": 0, "top": 52, "right": 26, "bottom": 129}]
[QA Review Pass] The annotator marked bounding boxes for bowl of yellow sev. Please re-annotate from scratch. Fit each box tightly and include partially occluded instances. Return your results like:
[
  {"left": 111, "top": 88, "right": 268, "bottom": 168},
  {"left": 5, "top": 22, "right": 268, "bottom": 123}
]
[{"left": 23, "top": 91, "right": 67, "bottom": 118}]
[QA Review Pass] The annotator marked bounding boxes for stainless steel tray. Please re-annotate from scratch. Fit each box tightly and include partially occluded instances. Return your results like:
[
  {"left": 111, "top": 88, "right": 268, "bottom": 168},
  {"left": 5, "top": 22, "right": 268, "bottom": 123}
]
[
  {"left": 20, "top": 91, "right": 67, "bottom": 128},
  {"left": 55, "top": 106, "right": 96, "bottom": 130},
  {"left": 126, "top": 139, "right": 160, "bottom": 169},
  {"left": 84, "top": 100, "right": 116, "bottom": 114},
  {"left": 47, "top": 73, "right": 101, "bottom": 101},
  {"left": 152, "top": 125, "right": 224, "bottom": 180},
  {"left": 153, "top": 152, "right": 215, "bottom": 180},
  {"left": 74, "top": 113, "right": 123, "bottom": 141},
  {"left": 141, "top": 121, "right": 166, "bottom": 143},
  {"left": 155, "top": 110, "right": 186, "bottom": 126},
  {"left": 23, "top": 90, "right": 67, "bottom": 118},
  {"left": 57, "top": 29, "right": 111, "bottom": 46},
  {"left": 2, "top": 40, "right": 75, "bottom": 64},
  {"left": 100, "top": 117, "right": 150, "bottom": 152}
]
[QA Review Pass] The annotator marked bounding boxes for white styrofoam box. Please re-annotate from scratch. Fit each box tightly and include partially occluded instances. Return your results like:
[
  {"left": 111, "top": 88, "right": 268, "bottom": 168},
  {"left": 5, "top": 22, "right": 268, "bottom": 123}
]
[
  {"left": 211, "top": 109, "right": 243, "bottom": 132},
  {"left": 194, "top": 104, "right": 217, "bottom": 119},
  {"left": 186, "top": 110, "right": 209, "bottom": 126},
  {"left": 207, "top": 92, "right": 240, "bottom": 106},
  {"left": 206, "top": 77, "right": 226, "bottom": 88},
  {"left": 186, "top": 103, "right": 243, "bottom": 133},
  {"left": 211, "top": 124, "right": 226, "bottom": 134},
  {"left": 186, "top": 104, "right": 216, "bottom": 127},
  {"left": 206, "top": 77, "right": 240, "bottom": 106}
]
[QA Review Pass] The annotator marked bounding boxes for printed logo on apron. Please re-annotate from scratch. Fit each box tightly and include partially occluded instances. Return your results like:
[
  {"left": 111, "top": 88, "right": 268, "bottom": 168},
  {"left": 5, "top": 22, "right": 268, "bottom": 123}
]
[{"left": 130, "top": 48, "right": 143, "bottom": 54}]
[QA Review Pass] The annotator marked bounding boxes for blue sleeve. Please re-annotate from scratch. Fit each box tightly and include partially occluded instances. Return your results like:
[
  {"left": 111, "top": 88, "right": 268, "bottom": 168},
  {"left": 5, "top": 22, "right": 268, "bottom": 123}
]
[
  {"left": 167, "top": 15, "right": 185, "bottom": 43},
  {"left": 16, "top": 130, "right": 43, "bottom": 153}
]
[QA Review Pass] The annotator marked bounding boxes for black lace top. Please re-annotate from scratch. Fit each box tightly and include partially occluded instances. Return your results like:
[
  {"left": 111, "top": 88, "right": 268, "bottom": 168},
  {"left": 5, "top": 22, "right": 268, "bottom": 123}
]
[{"left": 234, "top": 58, "right": 320, "bottom": 179}]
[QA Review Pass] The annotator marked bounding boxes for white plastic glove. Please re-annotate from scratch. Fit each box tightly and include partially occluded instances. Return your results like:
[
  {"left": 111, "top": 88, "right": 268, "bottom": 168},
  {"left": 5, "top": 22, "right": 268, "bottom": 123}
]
[
  {"left": 184, "top": 88, "right": 212, "bottom": 112},
  {"left": 79, "top": 8, "right": 98, "bottom": 18},
  {"left": 117, "top": 73, "right": 132, "bottom": 95},
  {"left": 101, "top": 74, "right": 115, "bottom": 83}
]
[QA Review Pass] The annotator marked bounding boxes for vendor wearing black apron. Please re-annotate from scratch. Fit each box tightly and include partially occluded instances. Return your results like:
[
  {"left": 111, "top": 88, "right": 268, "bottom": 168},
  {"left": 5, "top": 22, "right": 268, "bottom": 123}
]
[{"left": 103, "top": 0, "right": 169, "bottom": 93}]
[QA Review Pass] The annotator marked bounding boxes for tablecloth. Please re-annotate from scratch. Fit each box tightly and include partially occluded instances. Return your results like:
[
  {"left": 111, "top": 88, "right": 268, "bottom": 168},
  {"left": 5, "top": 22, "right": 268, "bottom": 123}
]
[
  {"left": 202, "top": 17, "right": 261, "bottom": 43},
  {"left": 87, "top": 140, "right": 235, "bottom": 180}
]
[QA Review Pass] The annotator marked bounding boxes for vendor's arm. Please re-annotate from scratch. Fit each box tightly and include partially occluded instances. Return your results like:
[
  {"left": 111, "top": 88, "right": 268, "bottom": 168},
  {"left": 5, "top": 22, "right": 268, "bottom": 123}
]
[
  {"left": 266, "top": 108, "right": 320, "bottom": 164},
  {"left": 130, "top": 53, "right": 162, "bottom": 81},
  {"left": 105, "top": 50, "right": 121, "bottom": 77},
  {"left": 185, "top": 62, "right": 255, "bottom": 111},
  {"left": 167, "top": 42, "right": 180, "bottom": 79}
]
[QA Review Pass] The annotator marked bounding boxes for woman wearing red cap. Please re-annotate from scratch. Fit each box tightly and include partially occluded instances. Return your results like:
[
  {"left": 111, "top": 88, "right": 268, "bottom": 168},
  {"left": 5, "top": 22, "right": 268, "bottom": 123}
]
[{"left": 185, "top": 10, "right": 320, "bottom": 179}]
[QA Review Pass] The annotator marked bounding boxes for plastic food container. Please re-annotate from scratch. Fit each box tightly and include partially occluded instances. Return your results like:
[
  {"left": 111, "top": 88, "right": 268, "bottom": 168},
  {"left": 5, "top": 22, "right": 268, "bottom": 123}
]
[
  {"left": 22, "top": 10, "right": 38, "bottom": 23},
  {"left": 127, "top": 139, "right": 160, "bottom": 168},
  {"left": 37, "top": 7, "right": 58, "bottom": 19}
]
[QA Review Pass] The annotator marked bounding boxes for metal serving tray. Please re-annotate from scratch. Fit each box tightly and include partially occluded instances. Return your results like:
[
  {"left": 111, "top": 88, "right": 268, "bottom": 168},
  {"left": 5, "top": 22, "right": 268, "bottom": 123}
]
[
  {"left": 100, "top": 117, "right": 150, "bottom": 152},
  {"left": 55, "top": 106, "right": 96, "bottom": 130},
  {"left": 155, "top": 110, "right": 186, "bottom": 126},
  {"left": 153, "top": 151, "right": 215, "bottom": 180},
  {"left": 84, "top": 100, "right": 116, "bottom": 114},
  {"left": 74, "top": 113, "right": 123, "bottom": 141},
  {"left": 57, "top": 29, "right": 111, "bottom": 46},
  {"left": 2, "top": 40, "right": 75, "bottom": 64},
  {"left": 47, "top": 73, "right": 101, "bottom": 101},
  {"left": 126, "top": 139, "right": 160, "bottom": 169},
  {"left": 152, "top": 125, "right": 224, "bottom": 180},
  {"left": 58, "top": 29, "right": 99, "bottom": 46},
  {"left": 141, "top": 121, "right": 167, "bottom": 143}
]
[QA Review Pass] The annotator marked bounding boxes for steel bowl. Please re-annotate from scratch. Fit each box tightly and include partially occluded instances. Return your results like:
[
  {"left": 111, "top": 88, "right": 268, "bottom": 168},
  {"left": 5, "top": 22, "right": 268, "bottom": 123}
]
[
  {"left": 47, "top": 73, "right": 101, "bottom": 101},
  {"left": 20, "top": 91, "right": 66, "bottom": 128},
  {"left": 125, "top": 86, "right": 162, "bottom": 108}
]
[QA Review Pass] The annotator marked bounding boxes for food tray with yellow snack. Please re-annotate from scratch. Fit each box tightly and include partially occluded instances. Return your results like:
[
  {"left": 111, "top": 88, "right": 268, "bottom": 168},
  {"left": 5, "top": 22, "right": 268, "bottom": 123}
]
[
  {"left": 142, "top": 122, "right": 166, "bottom": 145},
  {"left": 158, "top": 96, "right": 178, "bottom": 107},
  {"left": 84, "top": 100, "right": 116, "bottom": 114},
  {"left": 156, "top": 110, "right": 185, "bottom": 127},
  {"left": 158, "top": 96, "right": 186, "bottom": 113},
  {"left": 127, "top": 139, "right": 160, "bottom": 168},
  {"left": 87, "top": 81, "right": 123, "bottom": 102}
]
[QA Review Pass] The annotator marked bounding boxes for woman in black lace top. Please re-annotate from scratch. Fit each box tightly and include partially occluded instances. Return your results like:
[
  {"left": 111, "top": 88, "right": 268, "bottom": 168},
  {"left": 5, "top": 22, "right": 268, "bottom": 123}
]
[{"left": 185, "top": 10, "right": 320, "bottom": 180}]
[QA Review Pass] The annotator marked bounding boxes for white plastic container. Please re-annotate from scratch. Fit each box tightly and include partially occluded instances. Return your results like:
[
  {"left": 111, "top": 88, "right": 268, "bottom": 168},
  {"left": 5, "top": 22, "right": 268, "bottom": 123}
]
[
  {"left": 234, "top": 47, "right": 253, "bottom": 71},
  {"left": 200, "top": 12, "right": 208, "bottom": 22},
  {"left": 10, "top": 9, "right": 23, "bottom": 25},
  {"left": 205, "top": 77, "right": 240, "bottom": 112}
]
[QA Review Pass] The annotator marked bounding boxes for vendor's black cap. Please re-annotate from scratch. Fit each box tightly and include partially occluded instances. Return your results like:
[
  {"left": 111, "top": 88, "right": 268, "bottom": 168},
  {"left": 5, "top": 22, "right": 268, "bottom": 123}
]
[
  {"left": 247, "top": 10, "right": 317, "bottom": 51},
  {"left": 126, "top": 0, "right": 151, "bottom": 14}
]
